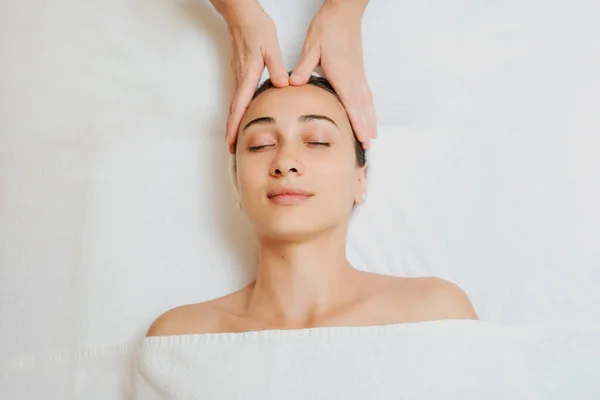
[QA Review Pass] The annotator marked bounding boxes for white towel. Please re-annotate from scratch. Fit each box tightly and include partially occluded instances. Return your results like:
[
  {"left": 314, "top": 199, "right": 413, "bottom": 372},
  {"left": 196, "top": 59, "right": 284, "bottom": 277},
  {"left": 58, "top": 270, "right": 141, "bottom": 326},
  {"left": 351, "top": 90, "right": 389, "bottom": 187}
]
[
  {"left": 2, "top": 320, "right": 599, "bottom": 399},
  {"left": 132, "top": 320, "right": 600, "bottom": 399}
]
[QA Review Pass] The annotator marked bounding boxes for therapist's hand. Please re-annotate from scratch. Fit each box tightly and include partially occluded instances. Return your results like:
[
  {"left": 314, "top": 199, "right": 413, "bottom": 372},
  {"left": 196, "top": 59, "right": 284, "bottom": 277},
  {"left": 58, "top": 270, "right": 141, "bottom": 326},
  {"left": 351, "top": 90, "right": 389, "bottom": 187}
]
[
  {"left": 211, "top": 0, "right": 288, "bottom": 150},
  {"left": 290, "top": 0, "right": 376, "bottom": 149}
]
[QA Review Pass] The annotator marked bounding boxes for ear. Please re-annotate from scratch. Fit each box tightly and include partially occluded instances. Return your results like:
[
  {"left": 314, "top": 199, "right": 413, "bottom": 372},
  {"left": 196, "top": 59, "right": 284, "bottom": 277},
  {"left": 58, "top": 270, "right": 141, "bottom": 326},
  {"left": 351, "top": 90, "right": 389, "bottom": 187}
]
[{"left": 354, "top": 162, "right": 369, "bottom": 205}]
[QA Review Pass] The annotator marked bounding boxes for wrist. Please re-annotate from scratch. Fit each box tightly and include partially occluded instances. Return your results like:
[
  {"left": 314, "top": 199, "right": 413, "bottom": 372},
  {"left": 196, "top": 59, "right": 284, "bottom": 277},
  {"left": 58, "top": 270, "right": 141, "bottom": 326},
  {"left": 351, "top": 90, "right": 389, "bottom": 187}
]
[
  {"left": 211, "top": 0, "right": 262, "bottom": 23},
  {"left": 323, "top": 0, "right": 368, "bottom": 19}
]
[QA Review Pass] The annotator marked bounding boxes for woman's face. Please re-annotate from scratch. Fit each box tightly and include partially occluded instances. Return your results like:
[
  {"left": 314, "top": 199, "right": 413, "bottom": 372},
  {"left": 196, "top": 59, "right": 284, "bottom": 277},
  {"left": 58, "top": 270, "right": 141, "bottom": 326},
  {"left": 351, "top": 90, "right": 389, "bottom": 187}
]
[{"left": 235, "top": 84, "right": 367, "bottom": 241}]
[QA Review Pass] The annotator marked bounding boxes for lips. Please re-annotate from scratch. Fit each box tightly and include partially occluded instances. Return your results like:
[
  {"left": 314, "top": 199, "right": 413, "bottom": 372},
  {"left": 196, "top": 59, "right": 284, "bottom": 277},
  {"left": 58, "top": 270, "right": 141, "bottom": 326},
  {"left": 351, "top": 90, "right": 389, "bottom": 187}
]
[
  {"left": 267, "top": 187, "right": 313, "bottom": 198},
  {"left": 267, "top": 187, "right": 313, "bottom": 205}
]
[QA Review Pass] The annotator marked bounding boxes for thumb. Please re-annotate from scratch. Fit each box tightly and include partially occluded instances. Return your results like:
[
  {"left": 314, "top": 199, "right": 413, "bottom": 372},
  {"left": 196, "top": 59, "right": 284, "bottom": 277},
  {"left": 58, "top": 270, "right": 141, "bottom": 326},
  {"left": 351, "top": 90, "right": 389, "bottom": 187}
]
[
  {"left": 264, "top": 39, "right": 289, "bottom": 88},
  {"left": 290, "top": 45, "right": 320, "bottom": 85}
]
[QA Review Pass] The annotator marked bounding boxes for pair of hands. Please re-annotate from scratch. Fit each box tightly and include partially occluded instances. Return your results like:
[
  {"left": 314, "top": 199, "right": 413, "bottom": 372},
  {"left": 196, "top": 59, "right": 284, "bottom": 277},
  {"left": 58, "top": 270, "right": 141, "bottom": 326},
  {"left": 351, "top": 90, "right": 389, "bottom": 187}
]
[{"left": 214, "top": 0, "right": 376, "bottom": 153}]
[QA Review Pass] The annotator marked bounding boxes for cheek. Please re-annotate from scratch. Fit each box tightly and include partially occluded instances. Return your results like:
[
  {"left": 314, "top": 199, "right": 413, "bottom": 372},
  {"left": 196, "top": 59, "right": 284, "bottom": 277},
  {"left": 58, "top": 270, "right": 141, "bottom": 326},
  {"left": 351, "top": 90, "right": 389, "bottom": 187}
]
[
  {"left": 317, "top": 146, "right": 355, "bottom": 175},
  {"left": 237, "top": 170, "right": 256, "bottom": 197},
  {"left": 312, "top": 158, "right": 358, "bottom": 199},
  {"left": 236, "top": 158, "right": 268, "bottom": 200}
]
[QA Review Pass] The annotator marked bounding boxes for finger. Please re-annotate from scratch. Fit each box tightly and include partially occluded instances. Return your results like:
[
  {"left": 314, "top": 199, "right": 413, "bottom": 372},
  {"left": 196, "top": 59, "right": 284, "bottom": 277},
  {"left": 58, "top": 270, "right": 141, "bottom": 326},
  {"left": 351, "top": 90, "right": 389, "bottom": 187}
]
[
  {"left": 358, "top": 92, "right": 377, "bottom": 141},
  {"left": 334, "top": 80, "right": 377, "bottom": 147},
  {"left": 348, "top": 97, "right": 377, "bottom": 148},
  {"left": 226, "top": 62, "right": 264, "bottom": 147},
  {"left": 290, "top": 45, "right": 320, "bottom": 85},
  {"left": 366, "top": 101, "right": 377, "bottom": 140},
  {"left": 264, "top": 39, "right": 288, "bottom": 88}
]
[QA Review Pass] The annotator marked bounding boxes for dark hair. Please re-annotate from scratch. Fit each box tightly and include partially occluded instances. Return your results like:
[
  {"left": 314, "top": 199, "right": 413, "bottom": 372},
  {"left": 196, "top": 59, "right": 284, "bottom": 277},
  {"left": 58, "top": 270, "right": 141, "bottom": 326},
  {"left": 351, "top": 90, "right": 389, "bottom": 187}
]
[{"left": 245, "top": 74, "right": 367, "bottom": 167}]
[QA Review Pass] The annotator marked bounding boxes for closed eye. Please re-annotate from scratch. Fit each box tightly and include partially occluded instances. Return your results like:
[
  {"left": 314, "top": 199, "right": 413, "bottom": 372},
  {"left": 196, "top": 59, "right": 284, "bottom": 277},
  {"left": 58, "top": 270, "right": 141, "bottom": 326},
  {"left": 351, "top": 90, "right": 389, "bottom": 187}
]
[
  {"left": 307, "top": 142, "right": 330, "bottom": 147},
  {"left": 248, "top": 144, "right": 275, "bottom": 151}
]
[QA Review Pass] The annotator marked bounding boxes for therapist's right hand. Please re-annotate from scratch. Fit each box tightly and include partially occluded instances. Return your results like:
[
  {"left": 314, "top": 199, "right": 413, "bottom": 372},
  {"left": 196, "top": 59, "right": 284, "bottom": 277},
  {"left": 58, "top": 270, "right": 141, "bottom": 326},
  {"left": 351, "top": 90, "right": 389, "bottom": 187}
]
[{"left": 211, "top": 0, "right": 288, "bottom": 151}]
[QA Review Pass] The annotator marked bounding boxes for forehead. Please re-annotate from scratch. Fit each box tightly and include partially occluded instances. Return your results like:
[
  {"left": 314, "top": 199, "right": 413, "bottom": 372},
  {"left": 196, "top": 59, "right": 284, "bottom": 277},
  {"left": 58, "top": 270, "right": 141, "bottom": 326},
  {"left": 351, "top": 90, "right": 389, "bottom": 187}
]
[{"left": 240, "top": 84, "right": 350, "bottom": 129}]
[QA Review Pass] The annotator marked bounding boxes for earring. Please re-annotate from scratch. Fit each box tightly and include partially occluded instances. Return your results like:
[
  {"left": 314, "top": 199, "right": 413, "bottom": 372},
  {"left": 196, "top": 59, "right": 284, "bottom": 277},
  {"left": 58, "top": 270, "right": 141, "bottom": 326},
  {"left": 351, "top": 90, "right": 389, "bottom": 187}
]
[
  {"left": 361, "top": 193, "right": 367, "bottom": 202},
  {"left": 236, "top": 201, "right": 242, "bottom": 210}
]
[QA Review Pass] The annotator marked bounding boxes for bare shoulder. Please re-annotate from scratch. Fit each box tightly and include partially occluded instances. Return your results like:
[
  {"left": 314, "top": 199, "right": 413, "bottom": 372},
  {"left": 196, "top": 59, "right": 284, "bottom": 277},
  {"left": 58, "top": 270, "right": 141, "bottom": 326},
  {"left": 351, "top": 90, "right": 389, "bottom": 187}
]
[
  {"left": 379, "top": 275, "right": 478, "bottom": 322},
  {"left": 410, "top": 277, "right": 478, "bottom": 320},
  {"left": 145, "top": 285, "right": 254, "bottom": 337},
  {"left": 145, "top": 301, "right": 222, "bottom": 337},
  {"left": 420, "top": 277, "right": 478, "bottom": 319}
]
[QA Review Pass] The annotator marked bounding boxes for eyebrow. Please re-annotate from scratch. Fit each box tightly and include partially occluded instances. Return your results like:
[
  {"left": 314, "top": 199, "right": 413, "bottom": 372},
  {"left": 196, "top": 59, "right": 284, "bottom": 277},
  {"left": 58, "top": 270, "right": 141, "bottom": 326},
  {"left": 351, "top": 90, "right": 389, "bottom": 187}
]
[
  {"left": 299, "top": 114, "right": 338, "bottom": 127},
  {"left": 241, "top": 114, "right": 338, "bottom": 133}
]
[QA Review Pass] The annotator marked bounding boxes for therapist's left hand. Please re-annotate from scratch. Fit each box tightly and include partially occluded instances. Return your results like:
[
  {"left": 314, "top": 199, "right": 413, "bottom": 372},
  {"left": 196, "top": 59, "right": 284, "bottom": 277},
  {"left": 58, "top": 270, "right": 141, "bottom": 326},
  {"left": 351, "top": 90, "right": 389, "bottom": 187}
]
[{"left": 290, "top": 0, "right": 376, "bottom": 149}]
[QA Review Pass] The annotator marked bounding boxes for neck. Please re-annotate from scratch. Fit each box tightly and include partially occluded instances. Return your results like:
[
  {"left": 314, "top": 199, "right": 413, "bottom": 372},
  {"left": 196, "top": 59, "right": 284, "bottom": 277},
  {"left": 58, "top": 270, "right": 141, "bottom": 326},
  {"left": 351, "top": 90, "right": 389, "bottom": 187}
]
[{"left": 246, "top": 227, "right": 359, "bottom": 327}]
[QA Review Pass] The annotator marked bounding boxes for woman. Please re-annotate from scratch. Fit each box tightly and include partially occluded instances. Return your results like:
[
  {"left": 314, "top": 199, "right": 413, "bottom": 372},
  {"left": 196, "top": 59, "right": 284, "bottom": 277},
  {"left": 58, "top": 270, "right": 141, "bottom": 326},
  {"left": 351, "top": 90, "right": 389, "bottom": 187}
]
[{"left": 146, "top": 75, "right": 477, "bottom": 337}]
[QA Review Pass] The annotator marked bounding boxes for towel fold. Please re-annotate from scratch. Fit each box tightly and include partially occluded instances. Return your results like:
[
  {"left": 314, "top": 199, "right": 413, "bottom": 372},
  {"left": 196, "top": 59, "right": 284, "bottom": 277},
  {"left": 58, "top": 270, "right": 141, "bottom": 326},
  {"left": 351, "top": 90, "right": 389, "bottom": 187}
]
[{"left": 2, "top": 320, "right": 599, "bottom": 399}]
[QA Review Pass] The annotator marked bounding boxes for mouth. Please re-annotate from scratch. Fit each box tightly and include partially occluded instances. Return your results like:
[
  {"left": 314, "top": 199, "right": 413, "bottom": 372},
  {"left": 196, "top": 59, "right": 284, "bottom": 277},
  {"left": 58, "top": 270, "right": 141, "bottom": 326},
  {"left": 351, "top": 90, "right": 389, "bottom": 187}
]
[{"left": 267, "top": 188, "right": 314, "bottom": 205}]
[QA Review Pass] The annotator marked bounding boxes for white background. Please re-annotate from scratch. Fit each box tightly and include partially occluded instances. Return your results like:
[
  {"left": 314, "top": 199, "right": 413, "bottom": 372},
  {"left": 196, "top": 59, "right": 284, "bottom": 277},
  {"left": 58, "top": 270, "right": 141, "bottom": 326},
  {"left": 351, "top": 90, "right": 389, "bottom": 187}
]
[{"left": 1, "top": 0, "right": 599, "bottom": 362}]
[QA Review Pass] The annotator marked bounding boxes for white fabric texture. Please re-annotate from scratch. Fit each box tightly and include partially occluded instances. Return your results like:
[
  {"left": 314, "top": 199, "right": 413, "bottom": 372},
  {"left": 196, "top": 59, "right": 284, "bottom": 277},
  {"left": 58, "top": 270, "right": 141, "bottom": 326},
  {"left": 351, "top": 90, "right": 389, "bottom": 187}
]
[
  {"left": 1, "top": 0, "right": 600, "bottom": 398},
  {"left": 133, "top": 321, "right": 600, "bottom": 399},
  {"left": 2, "top": 321, "right": 599, "bottom": 399}
]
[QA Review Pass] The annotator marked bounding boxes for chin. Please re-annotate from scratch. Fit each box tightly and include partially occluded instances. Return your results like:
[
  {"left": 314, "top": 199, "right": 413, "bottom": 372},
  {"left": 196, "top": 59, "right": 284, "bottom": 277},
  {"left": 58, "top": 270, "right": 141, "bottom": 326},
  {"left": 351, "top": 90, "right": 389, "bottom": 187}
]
[
  {"left": 247, "top": 206, "right": 349, "bottom": 242},
  {"left": 256, "top": 218, "right": 326, "bottom": 243}
]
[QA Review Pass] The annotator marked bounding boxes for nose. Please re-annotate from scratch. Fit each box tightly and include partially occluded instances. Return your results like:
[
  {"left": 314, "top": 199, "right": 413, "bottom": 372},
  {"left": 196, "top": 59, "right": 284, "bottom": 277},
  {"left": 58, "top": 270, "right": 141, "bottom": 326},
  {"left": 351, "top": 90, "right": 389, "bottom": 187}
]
[{"left": 270, "top": 146, "right": 304, "bottom": 177}]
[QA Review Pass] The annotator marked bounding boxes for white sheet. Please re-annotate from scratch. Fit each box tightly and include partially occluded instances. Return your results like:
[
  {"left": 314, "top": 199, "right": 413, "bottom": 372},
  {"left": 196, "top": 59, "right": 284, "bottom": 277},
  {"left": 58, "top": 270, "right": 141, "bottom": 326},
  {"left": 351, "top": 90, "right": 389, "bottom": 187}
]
[
  {"left": 2, "top": 321, "right": 599, "bottom": 399},
  {"left": 1, "top": 0, "right": 599, "bottom": 397}
]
